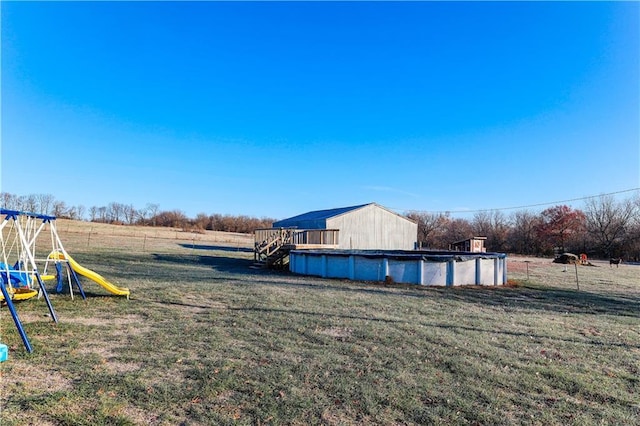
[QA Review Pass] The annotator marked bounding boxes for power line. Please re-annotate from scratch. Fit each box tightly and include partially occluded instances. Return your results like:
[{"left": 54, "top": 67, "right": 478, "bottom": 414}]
[{"left": 399, "top": 187, "right": 640, "bottom": 215}]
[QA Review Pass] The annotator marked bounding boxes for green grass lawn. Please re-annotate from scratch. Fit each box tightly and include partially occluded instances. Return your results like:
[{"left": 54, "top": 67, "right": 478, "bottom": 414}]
[{"left": 1, "top": 242, "right": 639, "bottom": 425}]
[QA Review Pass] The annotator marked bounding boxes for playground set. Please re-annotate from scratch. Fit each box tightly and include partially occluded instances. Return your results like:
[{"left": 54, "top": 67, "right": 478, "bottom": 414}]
[{"left": 0, "top": 209, "right": 129, "bottom": 355}]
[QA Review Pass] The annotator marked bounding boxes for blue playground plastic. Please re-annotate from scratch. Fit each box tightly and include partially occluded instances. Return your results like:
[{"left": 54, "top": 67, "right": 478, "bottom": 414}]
[
  {"left": 0, "top": 262, "right": 30, "bottom": 287},
  {"left": 55, "top": 262, "right": 64, "bottom": 293},
  {"left": 0, "top": 284, "right": 33, "bottom": 353},
  {"left": 0, "top": 343, "right": 8, "bottom": 362}
]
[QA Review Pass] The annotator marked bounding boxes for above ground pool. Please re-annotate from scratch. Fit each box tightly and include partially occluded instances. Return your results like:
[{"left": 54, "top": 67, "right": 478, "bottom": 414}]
[{"left": 289, "top": 250, "right": 507, "bottom": 286}]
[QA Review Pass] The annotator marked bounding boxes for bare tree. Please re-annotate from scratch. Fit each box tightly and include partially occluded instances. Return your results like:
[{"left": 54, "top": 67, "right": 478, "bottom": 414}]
[
  {"left": 625, "top": 195, "right": 640, "bottom": 261},
  {"left": 472, "top": 210, "right": 510, "bottom": 252},
  {"left": 23, "top": 194, "right": 38, "bottom": 213},
  {"left": 508, "top": 210, "right": 541, "bottom": 255},
  {"left": 35, "top": 194, "right": 55, "bottom": 215},
  {"left": 0, "top": 192, "right": 19, "bottom": 209},
  {"left": 206, "top": 213, "right": 274, "bottom": 233},
  {"left": 123, "top": 204, "right": 137, "bottom": 225},
  {"left": 440, "top": 217, "right": 474, "bottom": 250},
  {"left": 406, "top": 212, "right": 448, "bottom": 249},
  {"left": 152, "top": 210, "right": 189, "bottom": 228},
  {"left": 135, "top": 205, "right": 149, "bottom": 225},
  {"left": 66, "top": 205, "right": 78, "bottom": 220},
  {"left": 95, "top": 206, "right": 108, "bottom": 222},
  {"left": 584, "top": 195, "right": 639, "bottom": 258},
  {"left": 193, "top": 213, "right": 209, "bottom": 230},
  {"left": 146, "top": 203, "right": 160, "bottom": 226},
  {"left": 107, "top": 202, "right": 125, "bottom": 224},
  {"left": 52, "top": 200, "right": 69, "bottom": 218},
  {"left": 75, "top": 205, "right": 86, "bottom": 221}
]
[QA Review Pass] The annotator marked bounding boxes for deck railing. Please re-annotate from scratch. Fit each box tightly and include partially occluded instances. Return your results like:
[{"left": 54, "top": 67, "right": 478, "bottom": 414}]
[
  {"left": 254, "top": 228, "right": 339, "bottom": 264},
  {"left": 290, "top": 229, "right": 339, "bottom": 246}
]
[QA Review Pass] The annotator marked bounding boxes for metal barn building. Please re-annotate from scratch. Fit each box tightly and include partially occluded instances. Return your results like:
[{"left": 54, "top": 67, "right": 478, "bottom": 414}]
[
  {"left": 255, "top": 204, "right": 507, "bottom": 287},
  {"left": 272, "top": 203, "right": 417, "bottom": 250}
]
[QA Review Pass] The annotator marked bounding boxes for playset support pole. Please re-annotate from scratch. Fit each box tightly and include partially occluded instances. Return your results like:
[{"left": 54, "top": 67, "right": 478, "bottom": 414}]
[
  {"left": 34, "top": 273, "right": 59, "bottom": 323},
  {"left": 48, "top": 219, "right": 87, "bottom": 300},
  {"left": 0, "top": 281, "right": 33, "bottom": 353},
  {"left": 13, "top": 215, "right": 58, "bottom": 323},
  {"left": 67, "top": 263, "right": 86, "bottom": 300}
]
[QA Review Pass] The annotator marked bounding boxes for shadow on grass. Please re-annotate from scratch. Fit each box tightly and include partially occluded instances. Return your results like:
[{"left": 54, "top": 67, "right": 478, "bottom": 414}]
[
  {"left": 151, "top": 253, "right": 255, "bottom": 273},
  {"left": 438, "top": 285, "right": 640, "bottom": 318},
  {"left": 226, "top": 305, "right": 640, "bottom": 350},
  {"left": 178, "top": 243, "right": 253, "bottom": 253},
  {"left": 228, "top": 307, "right": 640, "bottom": 349},
  {"left": 105, "top": 252, "right": 640, "bottom": 319},
  {"left": 47, "top": 285, "right": 130, "bottom": 300},
  {"left": 73, "top": 290, "right": 126, "bottom": 299},
  {"left": 240, "top": 271, "right": 640, "bottom": 318}
]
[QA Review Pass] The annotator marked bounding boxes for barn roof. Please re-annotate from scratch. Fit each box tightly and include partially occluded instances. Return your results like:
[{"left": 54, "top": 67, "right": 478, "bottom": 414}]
[{"left": 277, "top": 203, "right": 372, "bottom": 223}]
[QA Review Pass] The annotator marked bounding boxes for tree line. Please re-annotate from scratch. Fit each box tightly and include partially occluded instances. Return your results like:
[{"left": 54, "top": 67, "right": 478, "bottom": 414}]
[
  {"left": 406, "top": 194, "right": 640, "bottom": 260},
  {"left": 2, "top": 191, "right": 639, "bottom": 259},
  {"left": 0, "top": 193, "right": 276, "bottom": 234}
]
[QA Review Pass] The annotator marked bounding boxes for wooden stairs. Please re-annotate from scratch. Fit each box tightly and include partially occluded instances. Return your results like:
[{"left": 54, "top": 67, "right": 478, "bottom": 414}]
[
  {"left": 253, "top": 228, "right": 339, "bottom": 269},
  {"left": 253, "top": 228, "right": 295, "bottom": 269}
]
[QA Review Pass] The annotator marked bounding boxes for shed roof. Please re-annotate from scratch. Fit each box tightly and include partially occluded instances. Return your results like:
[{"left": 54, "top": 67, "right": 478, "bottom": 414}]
[
  {"left": 451, "top": 236, "right": 487, "bottom": 245},
  {"left": 274, "top": 203, "right": 417, "bottom": 227},
  {"left": 278, "top": 203, "right": 371, "bottom": 223}
]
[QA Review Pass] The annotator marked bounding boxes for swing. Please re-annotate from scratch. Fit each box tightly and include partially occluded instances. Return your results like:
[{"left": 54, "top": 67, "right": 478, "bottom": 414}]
[{"left": 0, "top": 210, "right": 61, "bottom": 353}]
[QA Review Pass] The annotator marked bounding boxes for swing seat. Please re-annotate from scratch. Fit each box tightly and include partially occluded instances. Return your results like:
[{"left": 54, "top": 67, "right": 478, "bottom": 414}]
[
  {"left": 0, "top": 286, "right": 38, "bottom": 302},
  {"left": 36, "top": 274, "right": 56, "bottom": 281}
]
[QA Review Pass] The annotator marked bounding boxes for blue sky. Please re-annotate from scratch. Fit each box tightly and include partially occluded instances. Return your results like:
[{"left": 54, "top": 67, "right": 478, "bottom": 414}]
[{"left": 1, "top": 1, "right": 638, "bottom": 220}]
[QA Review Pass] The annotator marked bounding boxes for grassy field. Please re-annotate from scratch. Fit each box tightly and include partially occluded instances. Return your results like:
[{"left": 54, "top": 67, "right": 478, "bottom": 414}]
[{"left": 1, "top": 221, "right": 639, "bottom": 425}]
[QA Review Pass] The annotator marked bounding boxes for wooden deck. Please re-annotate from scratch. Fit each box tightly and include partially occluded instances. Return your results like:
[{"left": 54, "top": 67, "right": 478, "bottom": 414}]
[{"left": 254, "top": 228, "right": 339, "bottom": 268}]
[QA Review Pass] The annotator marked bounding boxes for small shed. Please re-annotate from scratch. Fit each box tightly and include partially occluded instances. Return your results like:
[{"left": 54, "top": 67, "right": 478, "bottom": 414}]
[
  {"left": 273, "top": 203, "right": 417, "bottom": 250},
  {"left": 450, "top": 236, "right": 487, "bottom": 253}
]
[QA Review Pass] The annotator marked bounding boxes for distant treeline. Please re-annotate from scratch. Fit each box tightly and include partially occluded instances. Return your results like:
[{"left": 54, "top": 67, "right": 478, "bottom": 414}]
[
  {"left": 406, "top": 194, "right": 640, "bottom": 260},
  {"left": 0, "top": 193, "right": 275, "bottom": 234},
  {"left": 2, "top": 192, "right": 639, "bottom": 259}
]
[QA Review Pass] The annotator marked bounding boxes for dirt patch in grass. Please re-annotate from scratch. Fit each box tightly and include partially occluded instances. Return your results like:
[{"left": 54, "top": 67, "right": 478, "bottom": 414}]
[
  {"left": 75, "top": 343, "right": 117, "bottom": 358},
  {"left": 58, "top": 316, "right": 116, "bottom": 327},
  {"left": 59, "top": 313, "right": 150, "bottom": 334},
  {"left": 316, "top": 326, "right": 354, "bottom": 339},
  {"left": 73, "top": 344, "right": 144, "bottom": 376},
  {"left": 121, "top": 405, "right": 163, "bottom": 426},
  {"left": 12, "top": 310, "right": 55, "bottom": 324},
  {"left": 2, "top": 359, "right": 72, "bottom": 393},
  {"left": 102, "top": 360, "right": 142, "bottom": 374}
]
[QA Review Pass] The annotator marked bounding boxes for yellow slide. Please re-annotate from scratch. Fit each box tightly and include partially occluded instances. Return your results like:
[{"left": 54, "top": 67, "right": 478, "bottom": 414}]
[{"left": 49, "top": 251, "right": 130, "bottom": 298}]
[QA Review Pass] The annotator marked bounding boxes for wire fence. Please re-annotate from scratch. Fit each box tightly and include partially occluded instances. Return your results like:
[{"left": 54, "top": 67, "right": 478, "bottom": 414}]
[{"left": 7, "top": 219, "right": 254, "bottom": 257}]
